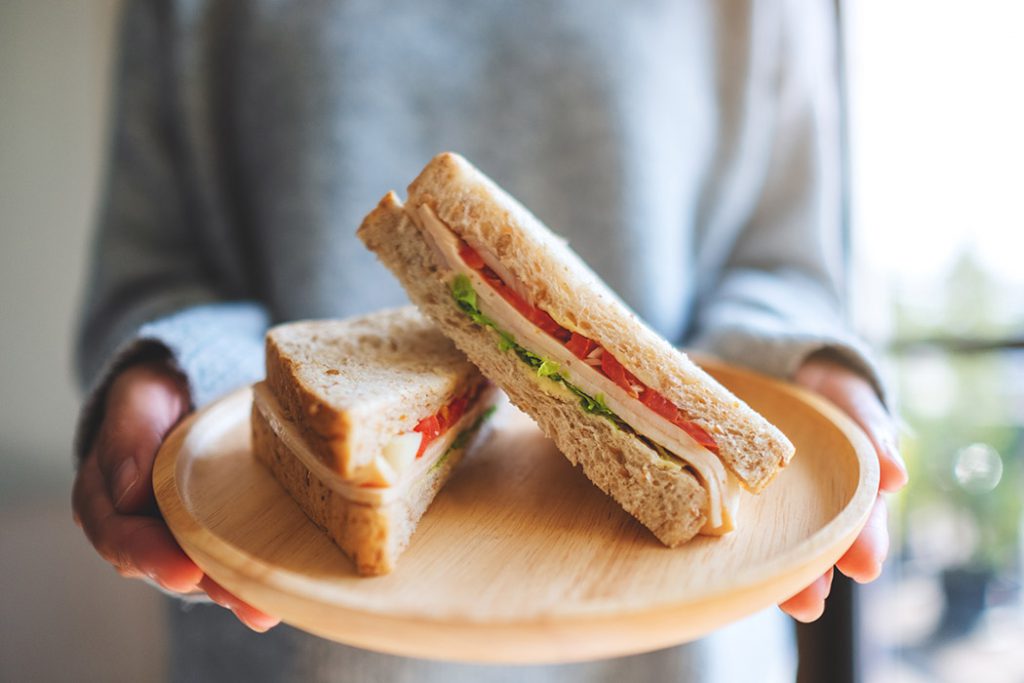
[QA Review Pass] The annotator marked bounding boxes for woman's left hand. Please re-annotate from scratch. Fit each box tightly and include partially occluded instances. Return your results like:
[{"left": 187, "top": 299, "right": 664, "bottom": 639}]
[{"left": 777, "top": 353, "right": 909, "bottom": 622}]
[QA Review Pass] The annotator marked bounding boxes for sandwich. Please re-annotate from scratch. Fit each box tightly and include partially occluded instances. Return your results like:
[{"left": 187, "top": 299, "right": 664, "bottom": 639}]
[
  {"left": 357, "top": 153, "right": 795, "bottom": 547},
  {"left": 251, "top": 307, "right": 499, "bottom": 575}
]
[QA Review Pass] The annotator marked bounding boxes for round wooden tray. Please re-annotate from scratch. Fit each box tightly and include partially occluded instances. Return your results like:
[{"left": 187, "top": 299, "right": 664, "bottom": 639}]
[{"left": 154, "top": 360, "right": 878, "bottom": 664}]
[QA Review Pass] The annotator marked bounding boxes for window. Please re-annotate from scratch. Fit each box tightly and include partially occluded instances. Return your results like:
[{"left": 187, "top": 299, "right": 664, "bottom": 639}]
[{"left": 846, "top": 2, "right": 1024, "bottom": 681}]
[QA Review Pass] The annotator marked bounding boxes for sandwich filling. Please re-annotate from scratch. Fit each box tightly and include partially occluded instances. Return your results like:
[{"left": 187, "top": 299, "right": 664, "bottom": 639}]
[
  {"left": 411, "top": 203, "right": 739, "bottom": 533},
  {"left": 253, "top": 382, "right": 497, "bottom": 506},
  {"left": 411, "top": 385, "right": 478, "bottom": 458}
]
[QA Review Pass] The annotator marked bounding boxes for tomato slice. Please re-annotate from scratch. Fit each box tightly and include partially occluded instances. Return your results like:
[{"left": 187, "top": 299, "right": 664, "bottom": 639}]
[
  {"left": 447, "top": 394, "right": 469, "bottom": 426},
  {"left": 640, "top": 389, "right": 719, "bottom": 453},
  {"left": 529, "top": 307, "right": 570, "bottom": 341},
  {"left": 461, "top": 242, "right": 572, "bottom": 341},
  {"left": 414, "top": 414, "right": 441, "bottom": 437},
  {"left": 453, "top": 242, "right": 720, "bottom": 452},
  {"left": 410, "top": 388, "right": 479, "bottom": 459},
  {"left": 601, "top": 352, "right": 642, "bottom": 398},
  {"left": 479, "top": 266, "right": 502, "bottom": 288},
  {"left": 413, "top": 414, "right": 442, "bottom": 458},
  {"left": 601, "top": 352, "right": 629, "bottom": 391},
  {"left": 639, "top": 387, "right": 678, "bottom": 420},
  {"left": 497, "top": 284, "right": 536, "bottom": 320},
  {"left": 672, "top": 416, "right": 720, "bottom": 453},
  {"left": 458, "top": 242, "right": 486, "bottom": 270},
  {"left": 482, "top": 268, "right": 533, "bottom": 317},
  {"left": 565, "top": 332, "right": 597, "bottom": 359}
]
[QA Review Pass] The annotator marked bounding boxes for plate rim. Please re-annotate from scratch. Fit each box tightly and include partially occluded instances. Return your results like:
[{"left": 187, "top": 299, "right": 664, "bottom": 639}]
[{"left": 154, "top": 360, "right": 879, "bottom": 633}]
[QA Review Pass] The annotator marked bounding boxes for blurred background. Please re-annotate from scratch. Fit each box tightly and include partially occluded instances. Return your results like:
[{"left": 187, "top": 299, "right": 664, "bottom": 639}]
[
  {"left": 1, "top": 1, "right": 1021, "bottom": 681},
  {"left": 0, "top": 2, "right": 168, "bottom": 682},
  {"left": 847, "top": 2, "right": 1024, "bottom": 682}
]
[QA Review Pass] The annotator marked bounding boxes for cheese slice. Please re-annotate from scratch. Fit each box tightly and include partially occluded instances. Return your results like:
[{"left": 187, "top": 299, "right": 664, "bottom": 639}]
[{"left": 412, "top": 203, "right": 739, "bottom": 532}]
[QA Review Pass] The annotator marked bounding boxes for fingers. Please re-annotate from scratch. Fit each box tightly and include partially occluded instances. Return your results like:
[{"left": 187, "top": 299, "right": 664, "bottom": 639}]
[
  {"left": 779, "top": 499, "right": 889, "bottom": 622},
  {"left": 837, "top": 497, "right": 889, "bottom": 583},
  {"left": 94, "top": 418, "right": 145, "bottom": 514},
  {"left": 74, "top": 455, "right": 277, "bottom": 632},
  {"left": 199, "top": 576, "right": 281, "bottom": 632},
  {"left": 796, "top": 360, "right": 908, "bottom": 493},
  {"left": 875, "top": 437, "right": 908, "bottom": 494},
  {"left": 94, "top": 362, "right": 189, "bottom": 515},
  {"left": 832, "top": 383, "right": 907, "bottom": 493},
  {"left": 778, "top": 567, "right": 835, "bottom": 622},
  {"left": 73, "top": 362, "right": 276, "bottom": 635},
  {"left": 73, "top": 451, "right": 202, "bottom": 592}
]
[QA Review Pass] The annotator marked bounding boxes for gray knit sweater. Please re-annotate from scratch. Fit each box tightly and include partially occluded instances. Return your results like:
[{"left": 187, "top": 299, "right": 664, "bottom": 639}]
[{"left": 75, "top": 1, "right": 876, "bottom": 680}]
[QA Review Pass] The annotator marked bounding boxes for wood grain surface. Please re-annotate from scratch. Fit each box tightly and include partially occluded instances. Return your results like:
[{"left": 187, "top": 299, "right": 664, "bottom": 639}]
[{"left": 154, "top": 361, "right": 879, "bottom": 663}]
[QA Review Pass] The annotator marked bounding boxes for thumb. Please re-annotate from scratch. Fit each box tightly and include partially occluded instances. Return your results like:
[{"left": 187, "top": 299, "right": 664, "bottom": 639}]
[{"left": 95, "top": 361, "right": 190, "bottom": 514}]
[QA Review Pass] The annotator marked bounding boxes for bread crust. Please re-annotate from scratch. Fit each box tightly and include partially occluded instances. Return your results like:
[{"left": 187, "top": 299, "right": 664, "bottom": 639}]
[
  {"left": 251, "top": 399, "right": 471, "bottom": 575},
  {"left": 264, "top": 308, "right": 482, "bottom": 477},
  {"left": 403, "top": 153, "right": 794, "bottom": 492},
  {"left": 359, "top": 193, "right": 709, "bottom": 546}
]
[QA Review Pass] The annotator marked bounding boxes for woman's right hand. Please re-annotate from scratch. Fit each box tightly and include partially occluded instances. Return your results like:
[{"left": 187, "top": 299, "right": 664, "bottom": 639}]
[{"left": 71, "top": 360, "right": 279, "bottom": 632}]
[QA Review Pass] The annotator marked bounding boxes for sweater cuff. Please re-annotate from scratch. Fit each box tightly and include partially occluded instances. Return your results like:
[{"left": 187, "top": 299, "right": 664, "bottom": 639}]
[{"left": 74, "top": 302, "right": 269, "bottom": 462}]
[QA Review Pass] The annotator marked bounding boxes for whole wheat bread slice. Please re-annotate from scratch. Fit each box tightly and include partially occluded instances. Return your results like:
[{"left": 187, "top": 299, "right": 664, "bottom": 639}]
[
  {"left": 358, "top": 193, "right": 710, "bottom": 546},
  {"left": 397, "top": 153, "right": 794, "bottom": 493},
  {"left": 251, "top": 399, "right": 475, "bottom": 575},
  {"left": 254, "top": 309, "right": 495, "bottom": 574},
  {"left": 265, "top": 307, "right": 484, "bottom": 479}
]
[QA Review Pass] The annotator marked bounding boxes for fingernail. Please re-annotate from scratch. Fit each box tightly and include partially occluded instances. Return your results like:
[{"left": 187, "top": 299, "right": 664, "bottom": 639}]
[
  {"left": 880, "top": 438, "right": 908, "bottom": 479},
  {"left": 892, "top": 457, "right": 909, "bottom": 489},
  {"left": 113, "top": 459, "right": 138, "bottom": 509},
  {"left": 889, "top": 443, "right": 908, "bottom": 474}
]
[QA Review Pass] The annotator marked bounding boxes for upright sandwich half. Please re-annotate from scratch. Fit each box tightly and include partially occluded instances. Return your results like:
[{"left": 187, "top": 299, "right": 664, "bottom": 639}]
[
  {"left": 358, "top": 153, "right": 795, "bottom": 547},
  {"left": 251, "top": 307, "right": 498, "bottom": 575}
]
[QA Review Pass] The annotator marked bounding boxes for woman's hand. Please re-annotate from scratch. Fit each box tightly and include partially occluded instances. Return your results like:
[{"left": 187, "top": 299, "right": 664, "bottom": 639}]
[
  {"left": 71, "top": 360, "right": 280, "bottom": 632},
  {"left": 777, "top": 353, "right": 909, "bottom": 622}
]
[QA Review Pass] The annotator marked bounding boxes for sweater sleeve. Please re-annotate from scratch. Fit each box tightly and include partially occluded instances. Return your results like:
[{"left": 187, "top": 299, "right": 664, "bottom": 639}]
[
  {"left": 73, "top": 1, "right": 268, "bottom": 460},
  {"left": 690, "top": 0, "right": 887, "bottom": 404}
]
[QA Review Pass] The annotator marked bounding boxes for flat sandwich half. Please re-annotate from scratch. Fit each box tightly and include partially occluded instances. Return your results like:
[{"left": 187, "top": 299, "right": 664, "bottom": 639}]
[
  {"left": 251, "top": 306, "right": 498, "bottom": 575},
  {"left": 358, "top": 153, "right": 795, "bottom": 547}
]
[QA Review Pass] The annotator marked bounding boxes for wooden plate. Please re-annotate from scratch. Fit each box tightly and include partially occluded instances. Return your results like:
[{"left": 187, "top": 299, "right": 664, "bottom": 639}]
[{"left": 154, "top": 360, "right": 878, "bottom": 664}]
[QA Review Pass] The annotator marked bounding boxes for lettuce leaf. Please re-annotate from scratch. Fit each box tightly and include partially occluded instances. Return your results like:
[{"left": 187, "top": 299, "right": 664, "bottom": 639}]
[
  {"left": 450, "top": 275, "right": 623, "bottom": 428},
  {"left": 451, "top": 273, "right": 500, "bottom": 329},
  {"left": 451, "top": 273, "right": 478, "bottom": 311},
  {"left": 536, "top": 358, "right": 561, "bottom": 379},
  {"left": 563, "top": 383, "right": 620, "bottom": 424}
]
